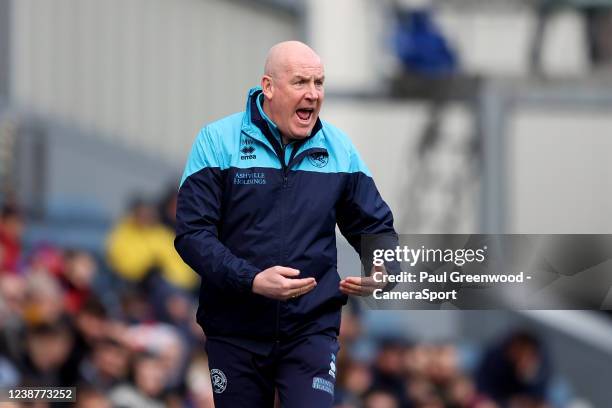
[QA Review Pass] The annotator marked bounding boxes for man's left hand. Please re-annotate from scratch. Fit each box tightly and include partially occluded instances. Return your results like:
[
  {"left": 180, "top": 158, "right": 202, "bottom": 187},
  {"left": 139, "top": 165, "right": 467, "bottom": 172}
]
[{"left": 339, "top": 265, "right": 387, "bottom": 297}]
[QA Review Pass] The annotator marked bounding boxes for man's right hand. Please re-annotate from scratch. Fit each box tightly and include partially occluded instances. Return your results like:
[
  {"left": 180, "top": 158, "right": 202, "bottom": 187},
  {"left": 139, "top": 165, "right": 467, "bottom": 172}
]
[{"left": 252, "top": 266, "right": 316, "bottom": 301}]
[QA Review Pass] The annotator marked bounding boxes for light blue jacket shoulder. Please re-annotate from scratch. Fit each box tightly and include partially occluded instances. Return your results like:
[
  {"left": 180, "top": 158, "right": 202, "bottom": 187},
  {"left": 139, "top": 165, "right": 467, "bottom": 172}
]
[{"left": 180, "top": 88, "right": 372, "bottom": 186}]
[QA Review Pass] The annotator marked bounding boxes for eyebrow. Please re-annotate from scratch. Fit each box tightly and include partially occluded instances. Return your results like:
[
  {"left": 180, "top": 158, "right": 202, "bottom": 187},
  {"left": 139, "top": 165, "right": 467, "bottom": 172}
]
[{"left": 292, "top": 75, "right": 325, "bottom": 82}]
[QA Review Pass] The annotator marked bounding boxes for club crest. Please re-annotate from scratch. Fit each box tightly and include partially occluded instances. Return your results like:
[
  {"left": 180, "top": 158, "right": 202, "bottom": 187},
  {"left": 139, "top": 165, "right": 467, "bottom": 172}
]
[
  {"left": 210, "top": 369, "right": 227, "bottom": 394},
  {"left": 308, "top": 152, "right": 329, "bottom": 168}
]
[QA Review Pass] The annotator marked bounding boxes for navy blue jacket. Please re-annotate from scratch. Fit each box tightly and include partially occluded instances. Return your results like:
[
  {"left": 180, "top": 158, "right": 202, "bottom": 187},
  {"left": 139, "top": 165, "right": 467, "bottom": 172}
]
[{"left": 175, "top": 87, "right": 396, "bottom": 343}]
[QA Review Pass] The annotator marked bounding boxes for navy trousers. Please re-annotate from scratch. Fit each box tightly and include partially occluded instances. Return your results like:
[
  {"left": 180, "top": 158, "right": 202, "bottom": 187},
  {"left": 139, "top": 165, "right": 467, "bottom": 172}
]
[{"left": 206, "top": 333, "right": 339, "bottom": 408}]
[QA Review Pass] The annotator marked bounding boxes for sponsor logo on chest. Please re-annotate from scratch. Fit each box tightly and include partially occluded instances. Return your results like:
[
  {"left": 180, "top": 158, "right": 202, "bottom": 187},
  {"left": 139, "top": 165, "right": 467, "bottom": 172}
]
[{"left": 233, "top": 171, "right": 266, "bottom": 185}]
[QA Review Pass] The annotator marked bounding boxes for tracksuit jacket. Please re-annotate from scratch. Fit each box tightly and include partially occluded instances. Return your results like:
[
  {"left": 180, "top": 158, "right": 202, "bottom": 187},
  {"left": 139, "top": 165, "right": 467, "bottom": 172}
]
[{"left": 175, "top": 86, "right": 397, "bottom": 347}]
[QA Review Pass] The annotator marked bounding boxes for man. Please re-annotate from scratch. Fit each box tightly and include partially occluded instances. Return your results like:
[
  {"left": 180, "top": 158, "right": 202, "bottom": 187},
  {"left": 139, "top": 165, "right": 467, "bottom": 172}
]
[{"left": 175, "top": 41, "right": 396, "bottom": 407}]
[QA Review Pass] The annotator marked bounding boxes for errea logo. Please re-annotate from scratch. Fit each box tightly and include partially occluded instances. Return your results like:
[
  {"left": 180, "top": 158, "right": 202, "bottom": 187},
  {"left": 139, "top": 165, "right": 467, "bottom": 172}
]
[{"left": 240, "top": 138, "right": 257, "bottom": 160}]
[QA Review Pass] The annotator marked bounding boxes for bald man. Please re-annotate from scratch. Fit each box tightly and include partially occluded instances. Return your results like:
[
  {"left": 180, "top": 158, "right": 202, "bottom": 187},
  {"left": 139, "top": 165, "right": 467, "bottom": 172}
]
[{"left": 175, "top": 41, "right": 397, "bottom": 407}]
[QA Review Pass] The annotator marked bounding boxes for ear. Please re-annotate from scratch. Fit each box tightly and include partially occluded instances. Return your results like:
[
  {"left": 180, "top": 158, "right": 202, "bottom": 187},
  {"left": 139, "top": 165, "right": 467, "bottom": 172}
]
[{"left": 261, "top": 75, "right": 273, "bottom": 99}]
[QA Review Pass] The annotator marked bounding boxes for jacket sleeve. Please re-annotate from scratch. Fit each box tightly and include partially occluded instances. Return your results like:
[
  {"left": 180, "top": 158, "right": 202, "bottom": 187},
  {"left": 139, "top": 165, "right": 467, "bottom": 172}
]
[
  {"left": 336, "top": 145, "right": 400, "bottom": 276},
  {"left": 174, "top": 127, "right": 261, "bottom": 293}
]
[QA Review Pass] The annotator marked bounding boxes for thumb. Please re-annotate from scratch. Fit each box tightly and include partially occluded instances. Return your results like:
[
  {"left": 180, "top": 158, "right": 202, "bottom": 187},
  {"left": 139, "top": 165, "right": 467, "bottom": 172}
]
[
  {"left": 276, "top": 267, "right": 300, "bottom": 277},
  {"left": 373, "top": 264, "right": 388, "bottom": 273}
]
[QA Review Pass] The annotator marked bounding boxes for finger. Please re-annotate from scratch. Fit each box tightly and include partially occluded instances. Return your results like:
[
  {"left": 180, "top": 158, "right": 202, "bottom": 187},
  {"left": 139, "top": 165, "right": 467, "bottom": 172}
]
[
  {"left": 340, "top": 280, "right": 365, "bottom": 293},
  {"left": 339, "top": 285, "right": 364, "bottom": 296},
  {"left": 343, "top": 276, "right": 379, "bottom": 290},
  {"left": 341, "top": 280, "right": 375, "bottom": 296},
  {"left": 295, "top": 279, "right": 317, "bottom": 294},
  {"left": 298, "top": 283, "right": 316, "bottom": 296},
  {"left": 276, "top": 267, "right": 300, "bottom": 277},
  {"left": 297, "top": 282, "right": 317, "bottom": 297},
  {"left": 286, "top": 281, "right": 317, "bottom": 300},
  {"left": 343, "top": 276, "right": 363, "bottom": 286},
  {"left": 340, "top": 279, "right": 361, "bottom": 289},
  {"left": 285, "top": 277, "right": 316, "bottom": 290}
]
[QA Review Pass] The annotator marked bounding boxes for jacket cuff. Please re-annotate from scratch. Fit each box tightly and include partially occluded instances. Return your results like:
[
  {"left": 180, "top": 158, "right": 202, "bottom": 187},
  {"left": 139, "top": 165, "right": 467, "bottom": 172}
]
[{"left": 236, "top": 265, "right": 261, "bottom": 293}]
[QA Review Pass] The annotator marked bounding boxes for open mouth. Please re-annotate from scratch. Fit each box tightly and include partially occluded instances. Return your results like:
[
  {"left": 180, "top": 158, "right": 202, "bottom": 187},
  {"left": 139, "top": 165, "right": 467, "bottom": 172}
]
[{"left": 295, "top": 108, "right": 314, "bottom": 123}]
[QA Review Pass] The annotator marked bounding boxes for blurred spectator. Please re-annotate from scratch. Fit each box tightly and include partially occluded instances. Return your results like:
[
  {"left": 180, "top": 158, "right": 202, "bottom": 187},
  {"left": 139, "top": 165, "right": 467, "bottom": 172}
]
[
  {"left": 393, "top": 6, "right": 458, "bottom": 78},
  {"left": 339, "top": 299, "right": 363, "bottom": 347},
  {"left": 336, "top": 359, "right": 372, "bottom": 405},
  {"left": 184, "top": 351, "right": 215, "bottom": 408},
  {"left": 0, "top": 274, "right": 27, "bottom": 363},
  {"left": 406, "top": 374, "right": 443, "bottom": 408},
  {"left": 119, "top": 288, "right": 155, "bottom": 325},
  {"left": 0, "top": 204, "right": 24, "bottom": 273},
  {"left": 0, "top": 273, "right": 27, "bottom": 323},
  {"left": 79, "top": 337, "right": 130, "bottom": 391},
  {"left": 363, "top": 388, "right": 401, "bottom": 408},
  {"left": 424, "top": 344, "right": 460, "bottom": 388},
  {"left": 27, "top": 244, "right": 64, "bottom": 277},
  {"left": 18, "top": 320, "right": 75, "bottom": 387},
  {"left": 151, "top": 285, "right": 202, "bottom": 351},
  {"left": 60, "top": 249, "right": 97, "bottom": 314},
  {"left": 158, "top": 186, "right": 178, "bottom": 230},
  {"left": 446, "top": 375, "right": 498, "bottom": 408},
  {"left": 75, "top": 386, "right": 113, "bottom": 408},
  {"left": 106, "top": 196, "right": 161, "bottom": 284},
  {"left": 23, "top": 270, "right": 66, "bottom": 325},
  {"left": 72, "top": 297, "right": 112, "bottom": 362},
  {"left": 371, "top": 337, "right": 411, "bottom": 407},
  {"left": 123, "top": 322, "right": 188, "bottom": 391},
  {"left": 106, "top": 195, "right": 197, "bottom": 292},
  {"left": 477, "top": 331, "right": 552, "bottom": 406},
  {"left": 109, "top": 351, "right": 170, "bottom": 408},
  {"left": 157, "top": 186, "right": 202, "bottom": 297}
]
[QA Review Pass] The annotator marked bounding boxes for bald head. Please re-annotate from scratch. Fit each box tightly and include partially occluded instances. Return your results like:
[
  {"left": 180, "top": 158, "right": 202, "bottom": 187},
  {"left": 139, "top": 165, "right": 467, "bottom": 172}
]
[{"left": 264, "top": 41, "right": 322, "bottom": 78}]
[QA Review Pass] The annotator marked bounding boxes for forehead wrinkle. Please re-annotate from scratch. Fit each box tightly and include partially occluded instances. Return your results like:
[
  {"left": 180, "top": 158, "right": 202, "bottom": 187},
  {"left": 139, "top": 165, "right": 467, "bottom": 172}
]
[{"left": 286, "top": 62, "right": 324, "bottom": 81}]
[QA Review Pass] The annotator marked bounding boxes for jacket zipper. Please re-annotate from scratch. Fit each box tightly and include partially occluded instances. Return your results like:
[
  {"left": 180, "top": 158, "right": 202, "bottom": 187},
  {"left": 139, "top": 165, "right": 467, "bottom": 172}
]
[
  {"left": 276, "top": 143, "right": 288, "bottom": 342},
  {"left": 242, "top": 130, "right": 285, "bottom": 341},
  {"left": 282, "top": 144, "right": 288, "bottom": 187}
]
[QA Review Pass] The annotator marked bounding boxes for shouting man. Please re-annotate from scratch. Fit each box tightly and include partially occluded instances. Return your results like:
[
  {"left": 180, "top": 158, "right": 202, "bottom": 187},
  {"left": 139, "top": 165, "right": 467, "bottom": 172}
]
[{"left": 175, "top": 41, "right": 397, "bottom": 407}]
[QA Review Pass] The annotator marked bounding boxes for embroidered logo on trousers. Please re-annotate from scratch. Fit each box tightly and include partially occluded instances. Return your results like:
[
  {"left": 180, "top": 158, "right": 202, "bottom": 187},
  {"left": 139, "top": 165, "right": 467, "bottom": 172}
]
[{"left": 210, "top": 369, "right": 227, "bottom": 394}]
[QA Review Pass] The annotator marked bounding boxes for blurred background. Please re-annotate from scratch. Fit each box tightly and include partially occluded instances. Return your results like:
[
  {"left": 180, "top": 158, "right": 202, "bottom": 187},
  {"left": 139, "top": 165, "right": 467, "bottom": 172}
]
[{"left": 1, "top": 0, "right": 612, "bottom": 407}]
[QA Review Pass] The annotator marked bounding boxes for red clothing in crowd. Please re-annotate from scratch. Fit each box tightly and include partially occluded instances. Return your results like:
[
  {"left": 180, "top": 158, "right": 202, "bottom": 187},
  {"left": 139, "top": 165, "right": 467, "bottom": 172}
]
[{"left": 0, "top": 229, "right": 21, "bottom": 273}]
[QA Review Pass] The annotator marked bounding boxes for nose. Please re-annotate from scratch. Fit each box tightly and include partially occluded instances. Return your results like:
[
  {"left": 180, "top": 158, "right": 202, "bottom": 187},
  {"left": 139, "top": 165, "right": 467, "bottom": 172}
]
[{"left": 304, "top": 83, "right": 319, "bottom": 101}]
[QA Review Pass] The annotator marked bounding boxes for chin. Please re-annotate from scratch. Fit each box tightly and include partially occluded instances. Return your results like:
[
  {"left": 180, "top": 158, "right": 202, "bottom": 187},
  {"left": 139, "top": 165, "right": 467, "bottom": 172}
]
[{"left": 290, "top": 127, "right": 314, "bottom": 139}]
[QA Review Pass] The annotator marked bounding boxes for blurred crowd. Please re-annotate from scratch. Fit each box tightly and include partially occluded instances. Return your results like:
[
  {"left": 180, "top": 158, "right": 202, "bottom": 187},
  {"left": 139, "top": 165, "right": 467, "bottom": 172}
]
[
  {"left": 1, "top": 193, "right": 559, "bottom": 408},
  {"left": 1, "top": 191, "right": 212, "bottom": 408},
  {"left": 335, "top": 304, "right": 554, "bottom": 408}
]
